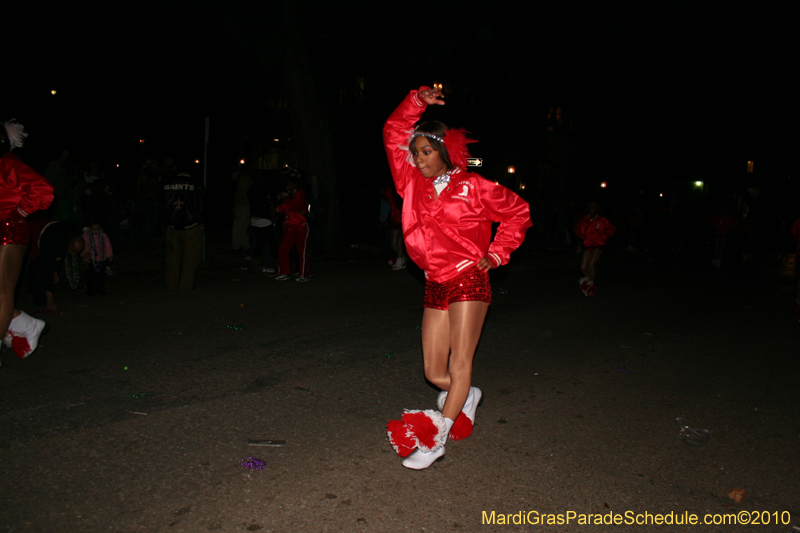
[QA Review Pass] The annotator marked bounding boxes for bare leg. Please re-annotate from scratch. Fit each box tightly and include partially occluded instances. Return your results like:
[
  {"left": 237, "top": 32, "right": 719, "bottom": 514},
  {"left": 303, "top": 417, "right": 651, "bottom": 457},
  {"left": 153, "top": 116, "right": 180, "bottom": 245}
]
[
  {"left": 441, "top": 301, "right": 488, "bottom": 420},
  {"left": 422, "top": 301, "right": 489, "bottom": 421},
  {"left": 587, "top": 248, "right": 603, "bottom": 282},
  {"left": 0, "top": 245, "right": 26, "bottom": 335},
  {"left": 580, "top": 250, "right": 590, "bottom": 278},
  {"left": 421, "top": 307, "right": 451, "bottom": 390}
]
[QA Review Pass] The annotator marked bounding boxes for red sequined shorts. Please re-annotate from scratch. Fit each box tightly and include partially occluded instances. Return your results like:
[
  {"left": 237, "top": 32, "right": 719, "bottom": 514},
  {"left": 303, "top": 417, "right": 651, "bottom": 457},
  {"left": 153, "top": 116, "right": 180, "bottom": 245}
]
[
  {"left": 0, "top": 217, "right": 30, "bottom": 246},
  {"left": 424, "top": 266, "right": 492, "bottom": 310}
]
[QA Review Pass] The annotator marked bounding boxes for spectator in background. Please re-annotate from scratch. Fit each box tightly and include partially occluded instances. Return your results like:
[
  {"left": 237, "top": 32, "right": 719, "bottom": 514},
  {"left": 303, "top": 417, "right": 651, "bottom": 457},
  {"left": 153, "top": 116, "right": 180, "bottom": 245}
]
[
  {"left": 708, "top": 207, "right": 738, "bottom": 268},
  {"left": 27, "top": 220, "right": 84, "bottom": 313},
  {"left": 381, "top": 183, "right": 406, "bottom": 270},
  {"left": 576, "top": 200, "right": 615, "bottom": 297},
  {"left": 275, "top": 174, "right": 309, "bottom": 282},
  {"left": 45, "top": 148, "right": 78, "bottom": 222},
  {"left": 162, "top": 166, "right": 205, "bottom": 291},
  {"left": 247, "top": 172, "right": 276, "bottom": 273},
  {"left": 81, "top": 218, "right": 113, "bottom": 296}
]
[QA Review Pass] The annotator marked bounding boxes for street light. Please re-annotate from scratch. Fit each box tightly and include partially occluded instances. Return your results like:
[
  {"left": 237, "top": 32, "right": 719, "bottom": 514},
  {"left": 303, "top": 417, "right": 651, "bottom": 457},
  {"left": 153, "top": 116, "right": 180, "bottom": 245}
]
[{"left": 600, "top": 182, "right": 607, "bottom": 188}]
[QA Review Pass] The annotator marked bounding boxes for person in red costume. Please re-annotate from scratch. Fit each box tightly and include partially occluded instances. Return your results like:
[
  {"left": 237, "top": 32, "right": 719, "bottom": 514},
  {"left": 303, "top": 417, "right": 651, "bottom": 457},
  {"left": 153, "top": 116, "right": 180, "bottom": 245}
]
[
  {"left": 575, "top": 201, "right": 615, "bottom": 297},
  {"left": 707, "top": 210, "right": 738, "bottom": 268},
  {"left": 274, "top": 174, "right": 310, "bottom": 282},
  {"left": 384, "top": 86, "right": 532, "bottom": 469},
  {"left": 0, "top": 120, "right": 54, "bottom": 361}
]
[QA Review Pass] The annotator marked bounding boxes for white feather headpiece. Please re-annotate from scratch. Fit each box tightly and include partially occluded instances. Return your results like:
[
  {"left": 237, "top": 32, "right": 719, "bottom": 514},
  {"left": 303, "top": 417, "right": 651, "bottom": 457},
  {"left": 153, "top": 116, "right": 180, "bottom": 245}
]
[{"left": 3, "top": 119, "right": 28, "bottom": 150}]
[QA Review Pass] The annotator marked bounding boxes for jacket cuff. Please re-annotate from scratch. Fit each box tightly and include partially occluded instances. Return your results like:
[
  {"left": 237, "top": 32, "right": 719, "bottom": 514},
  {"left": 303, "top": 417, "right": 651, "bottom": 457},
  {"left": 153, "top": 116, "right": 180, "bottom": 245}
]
[
  {"left": 487, "top": 252, "right": 502, "bottom": 268},
  {"left": 413, "top": 86, "right": 431, "bottom": 107}
]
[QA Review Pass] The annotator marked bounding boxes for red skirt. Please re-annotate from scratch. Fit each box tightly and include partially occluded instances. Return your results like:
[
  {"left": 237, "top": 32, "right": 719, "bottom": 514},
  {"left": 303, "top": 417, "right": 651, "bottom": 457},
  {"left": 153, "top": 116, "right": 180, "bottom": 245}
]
[
  {"left": 424, "top": 266, "right": 491, "bottom": 310},
  {"left": 0, "top": 217, "right": 29, "bottom": 246}
]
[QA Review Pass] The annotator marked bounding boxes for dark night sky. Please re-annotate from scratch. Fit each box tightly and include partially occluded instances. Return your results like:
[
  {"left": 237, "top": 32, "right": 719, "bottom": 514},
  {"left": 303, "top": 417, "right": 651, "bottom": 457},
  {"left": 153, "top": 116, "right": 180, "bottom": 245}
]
[{"left": 6, "top": 4, "right": 797, "bottom": 188}]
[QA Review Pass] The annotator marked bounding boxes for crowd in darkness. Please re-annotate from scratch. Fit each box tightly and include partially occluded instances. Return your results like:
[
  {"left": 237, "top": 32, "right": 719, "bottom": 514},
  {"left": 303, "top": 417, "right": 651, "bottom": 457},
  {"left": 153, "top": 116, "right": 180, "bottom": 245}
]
[{"left": 12, "top": 144, "right": 800, "bottom": 314}]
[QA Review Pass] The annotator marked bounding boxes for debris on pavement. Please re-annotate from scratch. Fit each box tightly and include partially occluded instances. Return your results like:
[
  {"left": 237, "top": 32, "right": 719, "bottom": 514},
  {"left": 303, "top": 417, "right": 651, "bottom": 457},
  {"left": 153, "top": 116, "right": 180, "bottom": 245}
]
[
  {"left": 240, "top": 457, "right": 268, "bottom": 470},
  {"left": 676, "top": 416, "right": 713, "bottom": 447},
  {"left": 247, "top": 439, "right": 286, "bottom": 447},
  {"left": 727, "top": 488, "right": 746, "bottom": 503},
  {"left": 226, "top": 324, "right": 245, "bottom": 330}
]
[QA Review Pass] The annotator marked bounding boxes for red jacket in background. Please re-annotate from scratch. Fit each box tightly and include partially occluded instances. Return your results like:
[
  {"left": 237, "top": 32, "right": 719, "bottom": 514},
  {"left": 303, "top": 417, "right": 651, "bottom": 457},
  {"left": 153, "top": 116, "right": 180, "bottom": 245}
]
[
  {"left": 276, "top": 189, "right": 308, "bottom": 227},
  {"left": 384, "top": 88, "right": 532, "bottom": 283},
  {"left": 576, "top": 214, "right": 615, "bottom": 247},
  {"left": 708, "top": 214, "right": 738, "bottom": 236},
  {"left": 0, "top": 153, "right": 54, "bottom": 219}
]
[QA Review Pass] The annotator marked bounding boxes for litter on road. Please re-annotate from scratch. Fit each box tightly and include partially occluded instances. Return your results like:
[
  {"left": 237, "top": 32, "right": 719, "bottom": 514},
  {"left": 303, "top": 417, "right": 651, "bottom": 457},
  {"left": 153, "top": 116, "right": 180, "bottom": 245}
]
[{"left": 676, "top": 416, "right": 712, "bottom": 447}]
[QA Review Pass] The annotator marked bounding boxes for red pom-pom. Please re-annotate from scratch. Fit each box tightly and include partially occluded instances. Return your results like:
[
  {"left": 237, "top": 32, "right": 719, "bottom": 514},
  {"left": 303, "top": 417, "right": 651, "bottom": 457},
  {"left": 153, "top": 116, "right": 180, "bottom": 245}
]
[
  {"left": 387, "top": 420, "right": 416, "bottom": 458},
  {"left": 401, "top": 411, "right": 440, "bottom": 450},
  {"left": 11, "top": 336, "right": 31, "bottom": 359},
  {"left": 447, "top": 412, "right": 474, "bottom": 441}
]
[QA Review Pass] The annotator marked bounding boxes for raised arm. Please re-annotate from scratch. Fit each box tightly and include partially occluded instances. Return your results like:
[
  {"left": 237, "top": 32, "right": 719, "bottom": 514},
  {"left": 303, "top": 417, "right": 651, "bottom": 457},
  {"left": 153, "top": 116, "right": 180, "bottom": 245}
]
[{"left": 383, "top": 86, "right": 444, "bottom": 196}]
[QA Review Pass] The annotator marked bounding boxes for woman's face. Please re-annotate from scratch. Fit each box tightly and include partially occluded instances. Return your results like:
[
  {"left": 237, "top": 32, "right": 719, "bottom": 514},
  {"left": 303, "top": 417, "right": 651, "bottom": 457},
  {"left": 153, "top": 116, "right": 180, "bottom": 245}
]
[{"left": 413, "top": 136, "right": 447, "bottom": 179}]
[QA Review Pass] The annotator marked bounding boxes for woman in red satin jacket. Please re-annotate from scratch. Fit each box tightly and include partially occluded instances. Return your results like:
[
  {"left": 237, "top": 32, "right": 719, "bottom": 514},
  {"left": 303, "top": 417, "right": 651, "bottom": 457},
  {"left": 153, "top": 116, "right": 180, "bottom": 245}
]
[
  {"left": 1, "top": 121, "right": 54, "bottom": 359},
  {"left": 575, "top": 201, "right": 615, "bottom": 296},
  {"left": 383, "top": 86, "right": 531, "bottom": 470}
]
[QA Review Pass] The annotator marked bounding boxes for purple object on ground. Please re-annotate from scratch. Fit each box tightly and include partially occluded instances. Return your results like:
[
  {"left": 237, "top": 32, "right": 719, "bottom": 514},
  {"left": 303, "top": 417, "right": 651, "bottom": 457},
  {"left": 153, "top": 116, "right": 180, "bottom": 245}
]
[{"left": 241, "top": 457, "right": 268, "bottom": 470}]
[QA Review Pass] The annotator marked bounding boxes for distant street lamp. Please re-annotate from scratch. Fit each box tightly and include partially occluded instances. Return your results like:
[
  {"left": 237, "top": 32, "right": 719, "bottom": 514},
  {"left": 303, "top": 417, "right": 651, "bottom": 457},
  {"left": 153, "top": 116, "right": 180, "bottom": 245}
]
[
  {"left": 51, "top": 90, "right": 57, "bottom": 95},
  {"left": 507, "top": 166, "right": 515, "bottom": 174},
  {"left": 600, "top": 182, "right": 607, "bottom": 188}
]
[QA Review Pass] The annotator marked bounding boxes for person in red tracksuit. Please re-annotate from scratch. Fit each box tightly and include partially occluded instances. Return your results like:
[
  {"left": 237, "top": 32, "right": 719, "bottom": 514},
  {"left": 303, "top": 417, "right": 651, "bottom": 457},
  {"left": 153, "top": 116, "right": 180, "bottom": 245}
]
[
  {"left": 1, "top": 120, "right": 54, "bottom": 361},
  {"left": 575, "top": 201, "right": 615, "bottom": 297},
  {"left": 383, "top": 86, "right": 532, "bottom": 470},
  {"left": 275, "top": 176, "right": 309, "bottom": 282}
]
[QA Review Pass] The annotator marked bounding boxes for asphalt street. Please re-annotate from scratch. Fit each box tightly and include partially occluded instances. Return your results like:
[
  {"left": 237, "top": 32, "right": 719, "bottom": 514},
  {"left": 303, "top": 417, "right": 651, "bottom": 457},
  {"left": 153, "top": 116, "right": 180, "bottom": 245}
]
[{"left": 1, "top": 244, "right": 798, "bottom": 532}]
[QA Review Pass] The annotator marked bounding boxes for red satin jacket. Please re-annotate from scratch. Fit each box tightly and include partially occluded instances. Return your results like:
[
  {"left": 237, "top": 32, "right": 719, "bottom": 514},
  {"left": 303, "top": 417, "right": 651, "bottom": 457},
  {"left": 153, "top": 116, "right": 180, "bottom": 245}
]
[
  {"left": 0, "top": 153, "right": 54, "bottom": 219},
  {"left": 276, "top": 189, "right": 308, "bottom": 227},
  {"left": 384, "top": 89, "right": 532, "bottom": 283},
  {"left": 576, "top": 214, "right": 615, "bottom": 247}
]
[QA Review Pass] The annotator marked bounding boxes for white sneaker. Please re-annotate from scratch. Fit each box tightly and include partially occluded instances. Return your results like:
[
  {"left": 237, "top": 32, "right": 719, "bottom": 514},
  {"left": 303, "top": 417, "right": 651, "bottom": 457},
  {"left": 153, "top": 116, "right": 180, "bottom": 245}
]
[
  {"left": 261, "top": 267, "right": 276, "bottom": 274},
  {"left": 275, "top": 274, "right": 290, "bottom": 281},
  {"left": 401, "top": 417, "right": 453, "bottom": 470},
  {"left": 402, "top": 446, "right": 446, "bottom": 469},
  {"left": 296, "top": 277, "right": 308, "bottom": 283},
  {"left": 7, "top": 311, "right": 47, "bottom": 359}
]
